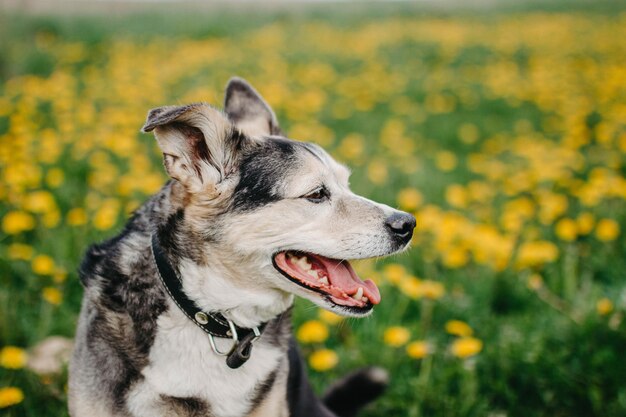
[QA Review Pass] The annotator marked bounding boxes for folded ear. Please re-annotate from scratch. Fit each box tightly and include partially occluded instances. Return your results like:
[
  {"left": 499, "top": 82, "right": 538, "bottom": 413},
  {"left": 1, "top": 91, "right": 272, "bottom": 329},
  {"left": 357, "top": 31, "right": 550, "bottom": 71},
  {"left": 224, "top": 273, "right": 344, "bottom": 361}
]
[
  {"left": 142, "top": 103, "right": 243, "bottom": 194},
  {"left": 224, "top": 77, "right": 281, "bottom": 137}
]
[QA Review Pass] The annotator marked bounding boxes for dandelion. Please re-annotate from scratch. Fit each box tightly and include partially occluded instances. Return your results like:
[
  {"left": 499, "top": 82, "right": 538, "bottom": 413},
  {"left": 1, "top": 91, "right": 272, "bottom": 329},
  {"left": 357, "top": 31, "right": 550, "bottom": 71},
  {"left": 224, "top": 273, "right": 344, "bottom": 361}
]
[
  {"left": 2, "top": 211, "right": 36, "bottom": 235},
  {"left": 445, "top": 320, "right": 473, "bottom": 337},
  {"left": 383, "top": 326, "right": 410, "bottom": 347},
  {"left": 367, "top": 160, "right": 388, "bottom": 185},
  {"left": 383, "top": 263, "right": 407, "bottom": 284},
  {"left": 442, "top": 247, "right": 469, "bottom": 269},
  {"left": 596, "top": 298, "right": 613, "bottom": 316},
  {"left": 527, "top": 274, "right": 543, "bottom": 290},
  {"left": 297, "top": 320, "right": 329, "bottom": 344},
  {"left": 42, "top": 287, "right": 63, "bottom": 305},
  {"left": 450, "top": 337, "right": 483, "bottom": 358},
  {"left": 397, "top": 188, "right": 423, "bottom": 211},
  {"left": 0, "top": 347, "right": 28, "bottom": 369},
  {"left": 53, "top": 269, "right": 68, "bottom": 284},
  {"left": 32, "top": 255, "right": 56, "bottom": 275},
  {"left": 595, "top": 219, "right": 620, "bottom": 241},
  {"left": 45, "top": 168, "right": 65, "bottom": 188},
  {"left": 93, "top": 199, "right": 121, "bottom": 230},
  {"left": 399, "top": 276, "right": 422, "bottom": 299},
  {"left": 445, "top": 184, "right": 468, "bottom": 209},
  {"left": 67, "top": 207, "right": 88, "bottom": 226},
  {"left": 515, "top": 241, "right": 559, "bottom": 269},
  {"left": 555, "top": 218, "right": 577, "bottom": 241},
  {"left": 406, "top": 341, "right": 431, "bottom": 359},
  {"left": 0, "top": 387, "right": 24, "bottom": 408},
  {"left": 23, "top": 190, "right": 56, "bottom": 214},
  {"left": 418, "top": 280, "right": 446, "bottom": 300},
  {"left": 435, "top": 151, "right": 458, "bottom": 172},
  {"left": 309, "top": 349, "right": 338, "bottom": 372},
  {"left": 318, "top": 310, "right": 343, "bottom": 325},
  {"left": 458, "top": 123, "right": 479, "bottom": 144},
  {"left": 337, "top": 133, "right": 365, "bottom": 161},
  {"left": 576, "top": 212, "right": 595, "bottom": 235},
  {"left": 7, "top": 244, "right": 34, "bottom": 261}
]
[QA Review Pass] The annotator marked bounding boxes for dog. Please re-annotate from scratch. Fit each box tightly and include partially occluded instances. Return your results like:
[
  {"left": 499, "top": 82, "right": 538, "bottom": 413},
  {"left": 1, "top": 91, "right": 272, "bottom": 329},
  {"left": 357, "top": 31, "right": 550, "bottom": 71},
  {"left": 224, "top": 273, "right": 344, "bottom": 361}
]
[{"left": 68, "top": 77, "right": 416, "bottom": 417}]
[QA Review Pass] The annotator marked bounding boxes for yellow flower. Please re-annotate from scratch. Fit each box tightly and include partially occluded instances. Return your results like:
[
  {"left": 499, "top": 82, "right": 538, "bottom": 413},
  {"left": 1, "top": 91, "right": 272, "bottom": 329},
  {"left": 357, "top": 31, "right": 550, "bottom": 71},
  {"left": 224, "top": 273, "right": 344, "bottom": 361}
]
[
  {"left": 383, "top": 263, "right": 407, "bottom": 284},
  {"left": 53, "top": 269, "right": 68, "bottom": 284},
  {"left": 397, "top": 188, "right": 423, "bottom": 211},
  {"left": 93, "top": 199, "right": 121, "bottom": 230},
  {"left": 399, "top": 276, "right": 421, "bottom": 298},
  {"left": 367, "top": 160, "right": 388, "bottom": 185},
  {"left": 46, "top": 168, "right": 65, "bottom": 188},
  {"left": 515, "top": 241, "right": 559, "bottom": 269},
  {"left": 442, "top": 247, "right": 469, "bottom": 269},
  {"left": 337, "top": 133, "right": 365, "bottom": 161},
  {"left": 450, "top": 337, "right": 483, "bottom": 358},
  {"left": 418, "top": 280, "right": 446, "bottom": 300},
  {"left": 23, "top": 190, "right": 56, "bottom": 213},
  {"left": 458, "top": 123, "right": 479, "bottom": 144},
  {"left": 406, "top": 341, "right": 431, "bottom": 359},
  {"left": 445, "top": 184, "right": 468, "bottom": 209},
  {"left": 595, "top": 219, "right": 620, "bottom": 242},
  {"left": 32, "top": 255, "right": 56, "bottom": 275},
  {"left": 383, "top": 326, "right": 410, "bottom": 347},
  {"left": 297, "top": 320, "right": 329, "bottom": 344},
  {"left": 0, "top": 347, "right": 28, "bottom": 369},
  {"left": 67, "top": 207, "right": 88, "bottom": 226},
  {"left": 527, "top": 273, "right": 543, "bottom": 291},
  {"left": 576, "top": 212, "right": 595, "bottom": 235},
  {"left": 7, "top": 244, "right": 34, "bottom": 261},
  {"left": 555, "top": 218, "right": 577, "bottom": 241},
  {"left": 309, "top": 349, "right": 338, "bottom": 372},
  {"left": 0, "top": 387, "right": 24, "bottom": 408},
  {"left": 42, "top": 287, "right": 63, "bottom": 305},
  {"left": 435, "top": 151, "right": 457, "bottom": 172},
  {"left": 318, "top": 310, "right": 343, "bottom": 325},
  {"left": 596, "top": 298, "right": 613, "bottom": 316},
  {"left": 445, "top": 320, "right": 473, "bottom": 337},
  {"left": 2, "top": 211, "right": 36, "bottom": 235}
]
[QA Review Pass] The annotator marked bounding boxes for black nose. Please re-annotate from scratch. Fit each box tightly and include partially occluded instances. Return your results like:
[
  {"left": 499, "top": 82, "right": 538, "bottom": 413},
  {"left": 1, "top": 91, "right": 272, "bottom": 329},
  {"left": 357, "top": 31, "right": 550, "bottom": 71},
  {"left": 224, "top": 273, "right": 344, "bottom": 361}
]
[{"left": 385, "top": 212, "right": 416, "bottom": 243}]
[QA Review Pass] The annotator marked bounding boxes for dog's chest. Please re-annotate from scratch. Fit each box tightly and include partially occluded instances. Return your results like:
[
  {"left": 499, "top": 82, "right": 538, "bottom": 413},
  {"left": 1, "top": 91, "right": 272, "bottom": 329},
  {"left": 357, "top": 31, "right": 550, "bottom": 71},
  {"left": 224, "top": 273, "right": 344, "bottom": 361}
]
[{"left": 131, "top": 308, "right": 287, "bottom": 417}]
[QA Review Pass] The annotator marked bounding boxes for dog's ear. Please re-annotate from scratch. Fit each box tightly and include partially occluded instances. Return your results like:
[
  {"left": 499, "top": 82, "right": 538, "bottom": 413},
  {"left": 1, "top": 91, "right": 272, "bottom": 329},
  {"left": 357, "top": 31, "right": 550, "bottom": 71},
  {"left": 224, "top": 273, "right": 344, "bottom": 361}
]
[
  {"left": 224, "top": 77, "right": 281, "bottom": 137},
  {"left": 142, "top": 103, "right": 243, "bottom": 194}
]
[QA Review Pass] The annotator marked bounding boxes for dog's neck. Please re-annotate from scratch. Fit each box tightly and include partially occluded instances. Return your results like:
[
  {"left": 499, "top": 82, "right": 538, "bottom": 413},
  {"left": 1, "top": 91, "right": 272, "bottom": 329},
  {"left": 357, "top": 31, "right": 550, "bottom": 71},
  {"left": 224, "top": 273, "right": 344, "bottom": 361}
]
[
  {"left": 177, "top": 257, "right": 295, "bottom": 328},
  {"left": 151, "top": 182, "right": 294, "bottom": 329}
]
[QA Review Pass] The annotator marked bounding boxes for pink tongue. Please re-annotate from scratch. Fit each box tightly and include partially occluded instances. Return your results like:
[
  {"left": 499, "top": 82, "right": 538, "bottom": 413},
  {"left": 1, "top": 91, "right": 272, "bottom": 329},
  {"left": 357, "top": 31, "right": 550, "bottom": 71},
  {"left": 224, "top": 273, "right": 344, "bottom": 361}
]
[{"left": 315, "top": 257, "right": 381, "bottom": 305}]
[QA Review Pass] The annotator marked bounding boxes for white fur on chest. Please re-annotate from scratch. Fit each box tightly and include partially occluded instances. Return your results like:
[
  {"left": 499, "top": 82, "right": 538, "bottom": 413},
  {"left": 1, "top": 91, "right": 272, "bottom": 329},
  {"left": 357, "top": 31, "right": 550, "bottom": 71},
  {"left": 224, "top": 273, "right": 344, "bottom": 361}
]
[{"left": 127, "top": 305, "right": 285, "bottom": 417}]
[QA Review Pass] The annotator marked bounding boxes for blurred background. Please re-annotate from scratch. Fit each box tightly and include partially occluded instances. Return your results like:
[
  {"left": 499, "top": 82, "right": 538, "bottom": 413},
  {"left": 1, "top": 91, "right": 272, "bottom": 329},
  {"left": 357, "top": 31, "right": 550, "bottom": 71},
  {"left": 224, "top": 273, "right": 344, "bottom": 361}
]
[{"left": 1, "top": 1, "right": 625, "bottom": 416}]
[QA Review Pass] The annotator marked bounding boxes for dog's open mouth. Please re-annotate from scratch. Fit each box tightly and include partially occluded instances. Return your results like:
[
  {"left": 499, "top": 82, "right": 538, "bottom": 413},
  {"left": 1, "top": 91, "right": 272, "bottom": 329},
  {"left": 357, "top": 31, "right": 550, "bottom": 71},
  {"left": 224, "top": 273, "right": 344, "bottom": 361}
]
[{"left": 273, "top": 251, "right": 381, "bottom": 310}]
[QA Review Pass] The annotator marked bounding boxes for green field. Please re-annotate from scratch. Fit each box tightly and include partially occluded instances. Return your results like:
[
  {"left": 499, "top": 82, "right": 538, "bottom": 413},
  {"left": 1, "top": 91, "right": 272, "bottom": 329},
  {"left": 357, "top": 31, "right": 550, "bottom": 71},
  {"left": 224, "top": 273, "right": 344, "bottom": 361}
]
[{"left": 1, "top": 3, "right": 626, "bottom": 416}]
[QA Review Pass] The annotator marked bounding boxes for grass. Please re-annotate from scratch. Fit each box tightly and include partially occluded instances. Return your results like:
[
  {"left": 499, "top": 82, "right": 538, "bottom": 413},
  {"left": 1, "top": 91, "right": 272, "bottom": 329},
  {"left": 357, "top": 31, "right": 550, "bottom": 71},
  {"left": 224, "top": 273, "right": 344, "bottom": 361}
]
[{"left": 1, "top": 3, "right": 626, "bottom": 416}]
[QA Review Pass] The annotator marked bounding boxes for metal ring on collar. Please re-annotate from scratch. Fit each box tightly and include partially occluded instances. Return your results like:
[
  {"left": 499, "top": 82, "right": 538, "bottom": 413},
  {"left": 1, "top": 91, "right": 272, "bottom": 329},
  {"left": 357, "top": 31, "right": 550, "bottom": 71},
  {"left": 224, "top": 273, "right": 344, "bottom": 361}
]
[{"left": 208, "top": 319, "right": 239, "bottom": 356}]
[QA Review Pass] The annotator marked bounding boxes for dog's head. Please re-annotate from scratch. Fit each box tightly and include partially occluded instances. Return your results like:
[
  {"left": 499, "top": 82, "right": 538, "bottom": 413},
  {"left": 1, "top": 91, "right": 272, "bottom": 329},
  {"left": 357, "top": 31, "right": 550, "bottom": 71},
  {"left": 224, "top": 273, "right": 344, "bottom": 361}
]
[{"left": 143, "top": 78, "right": 415, "bottom": 318}]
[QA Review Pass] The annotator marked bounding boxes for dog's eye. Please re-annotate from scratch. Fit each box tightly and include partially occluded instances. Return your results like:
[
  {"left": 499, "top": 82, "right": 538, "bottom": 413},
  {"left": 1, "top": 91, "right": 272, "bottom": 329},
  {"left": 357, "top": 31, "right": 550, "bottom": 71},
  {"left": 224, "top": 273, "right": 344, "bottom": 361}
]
[{"left": 302, "top": 187, "right": 329, "bottom": 203}]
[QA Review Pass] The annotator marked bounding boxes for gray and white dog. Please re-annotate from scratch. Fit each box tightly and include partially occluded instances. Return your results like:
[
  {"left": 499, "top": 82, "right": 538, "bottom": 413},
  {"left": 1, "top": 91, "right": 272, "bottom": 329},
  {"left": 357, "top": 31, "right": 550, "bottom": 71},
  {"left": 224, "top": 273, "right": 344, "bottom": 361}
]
[{"left": 68, "top": 78, "right": 416, "bottom": 417}]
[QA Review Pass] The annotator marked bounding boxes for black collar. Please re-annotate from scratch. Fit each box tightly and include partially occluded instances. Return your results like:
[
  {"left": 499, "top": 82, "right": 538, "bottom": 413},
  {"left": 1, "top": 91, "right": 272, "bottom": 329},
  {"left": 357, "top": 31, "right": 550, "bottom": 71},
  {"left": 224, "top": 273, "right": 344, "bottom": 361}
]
[{"left": 150, "top": 234, "right": 267, "bottom": 369}]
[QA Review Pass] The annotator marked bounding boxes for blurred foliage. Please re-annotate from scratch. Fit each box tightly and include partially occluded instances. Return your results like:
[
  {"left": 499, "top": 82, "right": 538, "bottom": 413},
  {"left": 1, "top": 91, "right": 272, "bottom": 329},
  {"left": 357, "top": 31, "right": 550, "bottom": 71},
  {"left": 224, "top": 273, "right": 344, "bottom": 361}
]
[{"left": 1, "top": 3, "right": 626, "bottom": 417}]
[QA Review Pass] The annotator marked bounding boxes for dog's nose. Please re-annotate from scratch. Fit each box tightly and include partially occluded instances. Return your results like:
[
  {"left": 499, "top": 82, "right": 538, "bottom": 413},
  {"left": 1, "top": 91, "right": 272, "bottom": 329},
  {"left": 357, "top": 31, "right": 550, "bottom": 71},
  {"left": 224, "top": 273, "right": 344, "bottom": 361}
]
[{"left": 385, "top": 212, "right": 416, "bottom": 243}]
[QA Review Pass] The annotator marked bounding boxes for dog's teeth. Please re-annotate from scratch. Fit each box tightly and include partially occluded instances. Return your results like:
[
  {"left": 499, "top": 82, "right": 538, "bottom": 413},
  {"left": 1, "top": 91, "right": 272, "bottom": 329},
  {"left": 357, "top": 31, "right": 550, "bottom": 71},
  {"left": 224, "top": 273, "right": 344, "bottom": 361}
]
[
  {"left": 361, "top": 296, "right": 368, "bottom": 302},
  {"left": 319, "top": 276, "right": 329, "bottom": 285},
  {"left": 353, "top": 287, "right": 364, "bottom": 300},
  {"left": 306, "top": 269, "right": 319, "bottom": 278},
  {"left": 293, "top": 256, "right": 312, "bottom": 271}
]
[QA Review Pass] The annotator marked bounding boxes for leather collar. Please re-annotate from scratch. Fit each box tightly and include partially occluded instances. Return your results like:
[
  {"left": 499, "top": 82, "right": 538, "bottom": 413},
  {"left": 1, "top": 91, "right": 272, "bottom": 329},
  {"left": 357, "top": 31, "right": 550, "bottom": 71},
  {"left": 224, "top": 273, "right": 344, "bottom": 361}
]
[{"left": 150, "top": 233, "right": 266, "bottom": 369}]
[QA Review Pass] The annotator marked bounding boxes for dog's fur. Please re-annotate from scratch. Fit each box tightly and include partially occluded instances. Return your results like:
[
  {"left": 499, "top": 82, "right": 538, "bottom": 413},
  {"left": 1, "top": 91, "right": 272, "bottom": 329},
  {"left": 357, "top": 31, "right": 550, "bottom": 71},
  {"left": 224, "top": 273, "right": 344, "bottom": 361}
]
[{"left": 68, "top": 78, "right": 415, "bottom": 417}]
